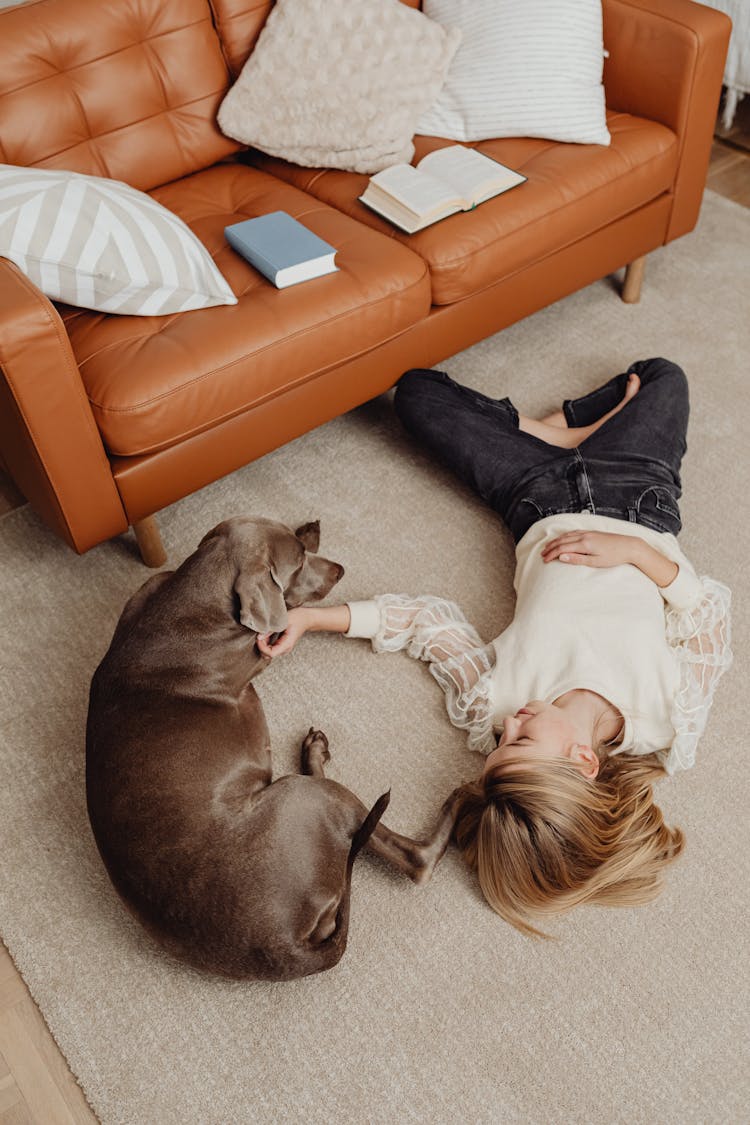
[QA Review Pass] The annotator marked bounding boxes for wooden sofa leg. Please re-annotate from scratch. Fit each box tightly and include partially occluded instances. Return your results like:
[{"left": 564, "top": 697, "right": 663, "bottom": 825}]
[
  {"left": 622, "top": 255, "right": 647, "bottom": 303},
  {"left": 132, "top": 516, "right": 167, "bottom": 568}
]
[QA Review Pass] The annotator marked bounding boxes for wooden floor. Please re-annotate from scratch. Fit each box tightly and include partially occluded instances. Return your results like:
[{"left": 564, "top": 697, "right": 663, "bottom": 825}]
[
  {"left": 707, "top": 91, "right": 750, "bottom": 206},
  {"left": 0, "top": 945, "right": 94, "bottom": 1124},
  {"left": 1, "top": 99, "right": 749, "bottom": 1125}
]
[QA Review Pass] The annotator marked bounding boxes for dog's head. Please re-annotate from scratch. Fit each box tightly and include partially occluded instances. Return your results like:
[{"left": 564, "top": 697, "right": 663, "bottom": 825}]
[{"left": 199, "top": 517, "right": 344, "bottom": 634}]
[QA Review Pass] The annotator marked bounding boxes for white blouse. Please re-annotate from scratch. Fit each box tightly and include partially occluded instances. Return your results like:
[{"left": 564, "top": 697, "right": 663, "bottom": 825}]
[{"left": 345, "top": 515, "right": 733, "bottom": 774}]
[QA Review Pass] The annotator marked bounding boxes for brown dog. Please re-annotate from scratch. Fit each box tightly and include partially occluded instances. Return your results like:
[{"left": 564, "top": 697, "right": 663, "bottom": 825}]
[{"left": 86, "top": 517, "right": 458, "bottom": 980}]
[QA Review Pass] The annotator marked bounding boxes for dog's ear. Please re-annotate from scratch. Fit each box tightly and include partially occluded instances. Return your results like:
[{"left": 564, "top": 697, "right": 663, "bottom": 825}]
[
  {"left": 198, "top": 521, "right": 228, "bottom": 549},
  {"left": 234, "top": 564, "right": 288, "bottom": 634},
  {"left": 295, "top": 520, "right": 320, "bottom": 554}
]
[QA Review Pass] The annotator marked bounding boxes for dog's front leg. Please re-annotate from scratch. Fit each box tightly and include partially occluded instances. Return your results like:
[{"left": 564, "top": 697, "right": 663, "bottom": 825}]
[
  {"left": 300, "top": 727, "right": 330, "bottom": 777},
  {"left": 366, "top": 788, "right": 463, "bottom": 886}
]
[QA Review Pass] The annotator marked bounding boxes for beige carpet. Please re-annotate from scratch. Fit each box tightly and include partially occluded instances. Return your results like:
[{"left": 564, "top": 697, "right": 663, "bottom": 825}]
[{"left": 1, "top": 190, "right": 748, "bottom": 1124}]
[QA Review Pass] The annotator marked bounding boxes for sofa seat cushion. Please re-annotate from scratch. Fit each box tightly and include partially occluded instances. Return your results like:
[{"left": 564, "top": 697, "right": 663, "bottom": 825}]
[
  {"left": 59, "top": 164, "right": 430, "bottom": 457},
  {"left": 248, "top": 110, "right": 678, "bottom": 306}
]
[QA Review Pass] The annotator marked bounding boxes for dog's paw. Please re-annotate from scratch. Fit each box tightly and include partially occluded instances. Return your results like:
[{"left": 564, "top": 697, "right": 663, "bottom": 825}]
[
  {"left": 302, "top": 727, "right": 330, "bottom": 763},
  {"left": 301, "top": 727, "right": 331, "bottom": 776}
]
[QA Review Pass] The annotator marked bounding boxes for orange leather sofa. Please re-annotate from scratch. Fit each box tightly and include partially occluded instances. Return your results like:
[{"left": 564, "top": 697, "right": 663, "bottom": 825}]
[{"left": 0, "top": 0, "right": 731, "bottom": 565}]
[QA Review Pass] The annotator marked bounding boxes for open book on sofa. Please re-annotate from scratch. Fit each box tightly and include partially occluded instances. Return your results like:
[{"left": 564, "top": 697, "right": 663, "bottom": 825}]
[{"left": 359, "top": 144, "right": 527, "bottom": 233}]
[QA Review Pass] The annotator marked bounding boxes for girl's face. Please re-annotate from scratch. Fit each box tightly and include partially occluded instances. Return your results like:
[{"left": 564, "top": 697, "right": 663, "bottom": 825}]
[{"left": 482, "top": 701, "right": 598, "bottom": 778}]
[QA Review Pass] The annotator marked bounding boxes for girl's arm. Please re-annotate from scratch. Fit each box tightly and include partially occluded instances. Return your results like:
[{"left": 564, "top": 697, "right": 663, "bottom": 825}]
[
  {"left": 541, "top": 529, "right": 679, "bottom": 587},
  {"left": 353, "top": 594, "right": 499, "bottom": 756},
  {"left": 259, "top": 594, "right": 498, "bottom": 756},
  {"left": 664, "top": 577, "right": 733, "bottom": 772}
]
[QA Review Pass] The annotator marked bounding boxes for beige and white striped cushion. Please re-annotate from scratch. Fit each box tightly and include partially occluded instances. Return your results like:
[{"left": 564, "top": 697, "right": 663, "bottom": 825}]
[
  {"left": 0, "top": 165, "right": 237, "bottom": 316},
  {"left": 417, "top": 0, "right": 610, "bottom": 147}
]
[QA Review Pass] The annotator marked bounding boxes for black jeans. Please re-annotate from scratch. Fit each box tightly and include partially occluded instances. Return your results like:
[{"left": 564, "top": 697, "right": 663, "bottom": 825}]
[{"left": 393, "top": 358, "right": 689, "bottom": 544}]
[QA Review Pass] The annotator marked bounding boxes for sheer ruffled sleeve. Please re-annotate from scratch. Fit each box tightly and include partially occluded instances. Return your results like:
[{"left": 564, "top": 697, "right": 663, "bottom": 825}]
[
  {"left": 663, "top": 576, "right": 733, "bottom": 773},
  {"left": 354, "top": 594, "right": 497, "bottom": 756}
]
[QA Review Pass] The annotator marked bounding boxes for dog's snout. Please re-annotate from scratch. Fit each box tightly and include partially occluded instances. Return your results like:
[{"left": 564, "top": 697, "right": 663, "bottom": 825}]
[{"left": 334, "top": 563, "right": 345, "bottom": 582}]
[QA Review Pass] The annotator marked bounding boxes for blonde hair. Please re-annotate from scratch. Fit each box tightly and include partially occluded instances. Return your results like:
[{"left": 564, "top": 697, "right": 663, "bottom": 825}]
[{"left": 453, "top": 753, "right": 684, "bottom": 937}]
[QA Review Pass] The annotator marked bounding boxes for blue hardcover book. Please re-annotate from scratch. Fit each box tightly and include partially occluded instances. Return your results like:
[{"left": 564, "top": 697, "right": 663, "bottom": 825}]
[{"left": 224, "top": 211, "right": 338, "bottom": 289}]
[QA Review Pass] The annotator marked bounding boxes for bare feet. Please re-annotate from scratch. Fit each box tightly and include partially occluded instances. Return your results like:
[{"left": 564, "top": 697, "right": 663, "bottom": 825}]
[
  {"left": 540, "top": 409, "right": 568, "bottom": 430},
  {"left": 520, "top": 372, "right": 640, "bottom": 448}
]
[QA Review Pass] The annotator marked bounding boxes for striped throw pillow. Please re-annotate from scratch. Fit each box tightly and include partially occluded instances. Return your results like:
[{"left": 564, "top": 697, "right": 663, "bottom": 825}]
[
  {"left": 0, "top": 165, "right": 237, "bottom": 316},
  {"left": 417, "top": 0, "right": 610, "bottom": 147}
]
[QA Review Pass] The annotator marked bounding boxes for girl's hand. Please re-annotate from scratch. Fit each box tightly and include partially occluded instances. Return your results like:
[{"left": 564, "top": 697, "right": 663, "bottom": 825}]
[
  {"left": 541, "top": 530, "right": 640, "bottom": 570},
  {"left": 257, "top": 607, "right": 313, "bottom": 658},
  {"left": 256, "top": 604, "right": 352, "bottom": 658},
  {"left": 541, "top": 530, "right": 679, "bottom": 587}
]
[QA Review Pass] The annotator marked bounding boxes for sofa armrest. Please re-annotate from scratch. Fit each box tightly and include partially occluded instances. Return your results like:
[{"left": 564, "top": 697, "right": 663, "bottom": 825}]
[
  {"left": 0, "top": 259, "right": 128, "bottom": 553},
  {"left": 603, "top": 0, "right": 731, "bottom": 241}
]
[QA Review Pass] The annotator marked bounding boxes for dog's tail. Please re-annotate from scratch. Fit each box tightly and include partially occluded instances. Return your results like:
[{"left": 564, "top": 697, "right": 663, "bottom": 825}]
[{"left": 349, "top": 790, "right": 390, "bottom": 859}]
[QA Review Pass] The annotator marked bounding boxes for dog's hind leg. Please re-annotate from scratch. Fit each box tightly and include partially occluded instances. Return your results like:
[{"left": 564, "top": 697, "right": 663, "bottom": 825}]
[
  {"left": 299, "top": 729, "right": 459, "bottom": 886},
  {"left": 300, "top": 728, "right": 330, "bottom": 777},
  {"left": 366, "top": 788, "right": 463, "bottom": 886}
]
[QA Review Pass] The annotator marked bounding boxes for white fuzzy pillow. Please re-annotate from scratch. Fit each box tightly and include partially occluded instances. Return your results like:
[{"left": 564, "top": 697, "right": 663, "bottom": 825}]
[
  {"left": 217, "top": 0, "right": 462, "bottom": 174},
  {"left": 417, "top": 0, "right": 611, "bottom": 147}
]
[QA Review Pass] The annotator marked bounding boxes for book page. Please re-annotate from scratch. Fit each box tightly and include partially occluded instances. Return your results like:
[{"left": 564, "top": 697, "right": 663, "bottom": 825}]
[
  {"left": 418, "top": 145, "right": 524, "bottom": 207},
  {"left": 368, "top": 163, "right": 462, "bottom": 217}
]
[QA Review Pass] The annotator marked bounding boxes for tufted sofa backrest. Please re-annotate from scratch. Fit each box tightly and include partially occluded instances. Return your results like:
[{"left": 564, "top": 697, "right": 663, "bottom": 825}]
[
  {"left": 0, "top": 0, "right": 241, "bottom": 191},
  {"left": 0, "top": 0, "right": 424, "bottom": 190}
]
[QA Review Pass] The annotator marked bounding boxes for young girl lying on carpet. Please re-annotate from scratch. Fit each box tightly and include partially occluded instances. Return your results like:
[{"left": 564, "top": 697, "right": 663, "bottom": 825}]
[{"left": 258, "top": 358, "right": 733, "bottom": 935}]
